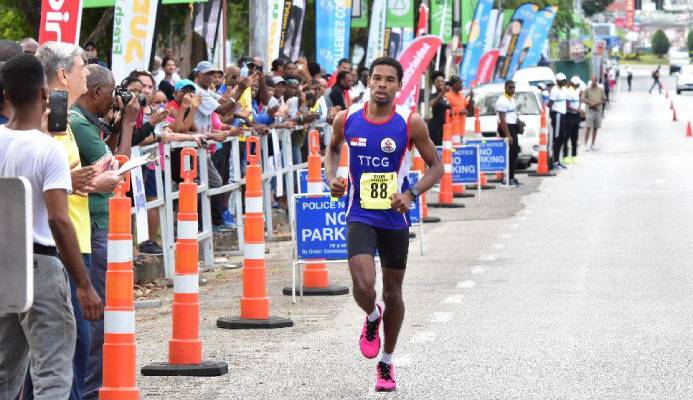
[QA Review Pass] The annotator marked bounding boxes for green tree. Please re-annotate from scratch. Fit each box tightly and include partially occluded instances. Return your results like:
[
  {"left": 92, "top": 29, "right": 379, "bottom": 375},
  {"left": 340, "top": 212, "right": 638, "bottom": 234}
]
[
  {"left": 0, "top": 0, "right": 34, "bottom": 40},
  {"left": 651, "top": 29, "right": 670, "bottom": 58},
  {"left": 687, "top": 30, "right": 693, "bottom": 58}
]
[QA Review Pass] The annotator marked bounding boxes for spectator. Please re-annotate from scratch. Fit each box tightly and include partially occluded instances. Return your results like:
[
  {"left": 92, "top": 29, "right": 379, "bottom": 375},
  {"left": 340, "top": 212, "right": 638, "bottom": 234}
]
[
  {"left": 217, "top": 65, "right": 240, "bottom": 95},
  {"left": 328, "top": 70, "right": 353, "bottom": 110},
  {"left": 271, "top": 58, "right": 286, "bottom": 77},
  {"left": 83, "top": 41, "right": 107, "bottom": 67},
  {"left": 582, "top": 76, "right": 606, "bottom": 151},
  {"left": 284, "top": 61, "right": 299, "bottom": 78},
  {"left": 307, "top": 61, "right": 322, "bottom": 80},
  {"left": 326, "top": 58, "right": 352, "bottom": 87},
  {"left": 350, "top": 67, "right": 369, "bottom": 104},
  {"left": 0, "top": 53, "right": 101, "bottom": 400},
  {"left": 428, "top": 71, "right": 449, "bottom": 146},
  {"left": 156, "top": 56, "right": 181, "bottom": 99},
  {"left": 445, "top": 75, "right": 474, "bottom": 116},
  {"left": 268, "top": 77, "right": 288, "bottom": 120},
  {"left": 19, "top": 37, "right": 39, "bottom": 55},
  {"left": 0, "top": 39, "right": 22, "bottom": 124}
]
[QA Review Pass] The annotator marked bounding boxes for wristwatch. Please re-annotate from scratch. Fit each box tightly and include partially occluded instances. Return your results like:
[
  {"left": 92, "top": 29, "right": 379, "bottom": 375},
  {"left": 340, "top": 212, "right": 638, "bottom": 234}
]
[{"left": 408, "top": 187, "right": 420, "bottom": 201}]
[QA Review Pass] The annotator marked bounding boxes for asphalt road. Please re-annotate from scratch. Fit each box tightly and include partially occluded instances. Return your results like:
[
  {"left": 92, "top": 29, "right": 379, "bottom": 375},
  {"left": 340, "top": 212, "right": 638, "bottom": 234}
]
[{"left": 134, "top": 69, "right": 693, "bottom": 399}]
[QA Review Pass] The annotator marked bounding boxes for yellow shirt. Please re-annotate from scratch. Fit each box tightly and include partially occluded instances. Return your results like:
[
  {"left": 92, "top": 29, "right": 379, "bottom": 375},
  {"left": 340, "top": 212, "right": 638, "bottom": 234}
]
[
  {"left": 55, "top": 126, "right": 91, "bottom": 253},
  {"left": 238, "top": 87, "right": 253, "bottom": 142}
]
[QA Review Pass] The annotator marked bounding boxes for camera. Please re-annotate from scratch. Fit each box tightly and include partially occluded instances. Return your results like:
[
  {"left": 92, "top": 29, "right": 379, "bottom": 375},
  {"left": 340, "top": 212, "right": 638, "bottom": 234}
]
[{"left": 114, "top": 86, "right": 146, "bottom": 109}]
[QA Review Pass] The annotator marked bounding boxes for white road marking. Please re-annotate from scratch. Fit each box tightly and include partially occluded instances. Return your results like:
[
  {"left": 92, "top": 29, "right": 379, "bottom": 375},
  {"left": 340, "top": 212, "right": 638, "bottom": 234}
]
[
  {"left": 499, "top": 233, "right": 512, "bottom": 239},
  {"left": 409, "top": 331, "right": 437, "bottom": 343},
  {"left": 470, "top": 266, "right": 486, "bottom": 274},
  {"left": 493, "top": 243, "right": 505, "bottom": 249},
  {"left": 396, "top": 354, "right": 413, "bottom": 366},
  {"left": 429, "top": 312, "right": 453, "bottom": 323},
  {"left": 441, "top": 295, "right": 463, "bottom": 304},
  {"left": 478, "top": 254, "right": 496, "bottom": 261},
  {"left": 522, "top": 210, "right": 533, "bottom": 215},
  {"left": 456, "top": 280, "right": 475, "bottom": 289},
  {"left": 518, "top": 216, "right": 528, "bottom": 221},
  {"left": 509, "top": 224, "right": 520, "bottom": 229}
]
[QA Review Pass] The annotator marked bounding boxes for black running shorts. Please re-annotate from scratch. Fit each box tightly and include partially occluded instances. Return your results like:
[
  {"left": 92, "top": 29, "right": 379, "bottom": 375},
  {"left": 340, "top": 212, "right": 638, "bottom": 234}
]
[{"left": 347, "top": 222, "right": 409, "bottom": 270}]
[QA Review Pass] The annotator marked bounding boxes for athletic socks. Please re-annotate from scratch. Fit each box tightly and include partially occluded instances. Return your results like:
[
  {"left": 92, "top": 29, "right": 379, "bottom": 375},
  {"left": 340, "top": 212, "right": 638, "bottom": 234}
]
[
  {"left": 367, "top": 305, "right": 381, "bottom": 322},
  {"left": 380, "top": 352, "right": 393, "bottom": 365}
]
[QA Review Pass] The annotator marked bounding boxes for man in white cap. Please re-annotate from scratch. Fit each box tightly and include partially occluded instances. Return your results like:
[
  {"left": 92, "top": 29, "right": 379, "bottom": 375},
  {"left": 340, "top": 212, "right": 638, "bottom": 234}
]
[
  {"left": 548, "top": 72, "right": 568, "bottom": 169},
  {"left": 563, "top": 76, "right": 582, "bottom": 163}
]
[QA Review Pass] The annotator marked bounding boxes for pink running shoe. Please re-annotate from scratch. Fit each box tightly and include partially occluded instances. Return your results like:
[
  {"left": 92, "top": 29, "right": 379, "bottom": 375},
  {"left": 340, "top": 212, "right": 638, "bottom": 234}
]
[
  {"left": 359, "top": 304, "right": 382, "bottom": 359},
  {"left": 375, "top": 362, "right": 396, "bottom": 391}
]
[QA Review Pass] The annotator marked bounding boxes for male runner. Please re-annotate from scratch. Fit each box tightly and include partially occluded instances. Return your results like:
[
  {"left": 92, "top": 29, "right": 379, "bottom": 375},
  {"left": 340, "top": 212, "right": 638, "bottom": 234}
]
[{"left": 325, "top": 56, "right": 443, "bottom": 392}]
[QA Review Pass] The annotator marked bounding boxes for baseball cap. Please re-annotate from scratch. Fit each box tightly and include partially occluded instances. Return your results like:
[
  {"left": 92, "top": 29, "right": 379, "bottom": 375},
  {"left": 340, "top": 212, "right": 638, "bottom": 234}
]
[
  {"left": 570, "top": 76, "right": 581, "bottom": 85},
  {"left": 194, "top": 60, "right": 222, "bottom": 74},
  {"left": 272, "top": 76, "right": 286, "bottom": 85},
  {"left": 555, "top": 72, "right": 567, "bottom": 81},
  {"left": 174, "top": 79, "right": 196, "bottom": 92}
]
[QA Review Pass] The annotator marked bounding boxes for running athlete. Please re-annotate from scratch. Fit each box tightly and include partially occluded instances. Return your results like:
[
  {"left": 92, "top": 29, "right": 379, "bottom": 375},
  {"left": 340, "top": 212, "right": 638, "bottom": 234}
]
[{"left": 325, "top": 56, "right": 444, "bottom": 392}]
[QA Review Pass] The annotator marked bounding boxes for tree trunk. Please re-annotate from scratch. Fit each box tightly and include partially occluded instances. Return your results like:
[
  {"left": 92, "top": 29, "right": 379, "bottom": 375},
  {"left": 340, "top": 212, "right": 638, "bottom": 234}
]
[
  {"left": 14, "top": 0, "right": 42, "bottom": 37},
  {"left": 83, "top": 8, "right": 115, "bottom": 45}
]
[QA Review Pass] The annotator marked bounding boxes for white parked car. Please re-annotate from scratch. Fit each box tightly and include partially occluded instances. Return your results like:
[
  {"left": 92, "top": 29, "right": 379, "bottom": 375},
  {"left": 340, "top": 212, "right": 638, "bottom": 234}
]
[
  {"left": 676, "top": 64, "right": 693, "bottom": 94},
  {"left": 465, "top": 83, "right": 544, "bottom": 169},
  {"left": 669, "top": 48, "right": 690, "bottom": 75},
  {"left": 512, "top": 66, "right": 557, "bottom": 88}
]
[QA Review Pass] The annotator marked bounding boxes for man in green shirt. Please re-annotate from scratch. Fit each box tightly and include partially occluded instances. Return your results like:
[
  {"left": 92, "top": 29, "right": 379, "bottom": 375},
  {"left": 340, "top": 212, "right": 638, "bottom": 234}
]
[{"left": 69, "top": 63, "right": 140, "bottom": 400}]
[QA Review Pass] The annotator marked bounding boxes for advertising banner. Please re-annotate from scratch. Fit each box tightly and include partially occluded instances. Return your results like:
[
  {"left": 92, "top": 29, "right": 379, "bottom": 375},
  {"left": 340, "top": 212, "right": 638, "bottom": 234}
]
[
  {"left": 267, "top": 0, "right": 285, "bottom": 66},
  {"left": 476, "top": 49, "right": 499, "bottom": 85},
  {"left": 365, "top": 0, "right": 387, "bottom": 67},
  {"left": 459, "top": 0, "right": 494, "bottom": 87},
  {"left": 279, "top": 0, "right": 306, "bottom": 61},
  {"left": 431, "top": 0, "right": 453, "bottom": 43},
  {"left": 504, "top": 2, "right": 539, "bottom": 79},
  {"left": 39, "top": 0, "right": 83, "bottom": 45},
  {"left": 111, "top": 0, "right": 160, "bottom": 82},
  {"left": 295, "top": 195, "right": 348, "bottom": 260},
  {"left": 483, "top": 9, "right": 499, "bottom": 52},
  {"left": 460, "top": 0, "right": 476, "bottom": 44},
  {"left": 394, "top": 35, "right": 443, "bottom": 106},
  {"left": 351, "top": 0, "right": 369, "bottom": 28},
  {"left": 519, "top": 6, "right": 556, "bottom": 69},
  {"left": 317, "top": 0, "right": 353, "bottom": 73},
  {"left": 387, "top": 0, "right": 414, "bottom": 28},
  {"left": 463, "top": 138, "right": 508, "bottom": 173}
]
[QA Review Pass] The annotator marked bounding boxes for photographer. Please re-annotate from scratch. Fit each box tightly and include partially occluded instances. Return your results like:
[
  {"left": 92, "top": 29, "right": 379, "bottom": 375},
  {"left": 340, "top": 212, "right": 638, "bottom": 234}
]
[{"left": 65, "top": 64, "right": 140, "bottom": 400}]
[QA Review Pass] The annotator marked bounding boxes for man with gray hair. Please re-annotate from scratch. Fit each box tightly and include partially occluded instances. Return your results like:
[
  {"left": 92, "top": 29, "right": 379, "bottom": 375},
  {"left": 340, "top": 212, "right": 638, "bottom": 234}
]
[{"left": 19, "top": 38, "right": 38, "bottom": 55}]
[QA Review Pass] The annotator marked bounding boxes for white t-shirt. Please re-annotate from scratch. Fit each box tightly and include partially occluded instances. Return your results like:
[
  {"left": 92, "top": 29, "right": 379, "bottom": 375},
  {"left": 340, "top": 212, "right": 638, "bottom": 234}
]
[
  {"left": 194, "top": 83, "right": 220, "bottom": 133},
  {"left": 566, "top": 87, "right": 580, "bottom": 113},
  {"left": 495, "top": 94, "right": 518, "bottom": 124},
  {"left": 549, "top": 86, "right": 567, "bottom": 114},
  {"left": 0, "top": 127, "right": 72, "bottom": 247}
]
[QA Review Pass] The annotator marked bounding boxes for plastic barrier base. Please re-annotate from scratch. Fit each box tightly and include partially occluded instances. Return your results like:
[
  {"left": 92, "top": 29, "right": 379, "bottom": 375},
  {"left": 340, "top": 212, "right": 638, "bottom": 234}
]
[
  {"left": 428, "top": 202, "right": 465, "bottom": 208},
  {"left": 466, "top": 184, "right": 496, "bottom": 190},
  {"left": 141, "top": 361, "right": 229, "bottom": 377},
  {"left": 281, "top": 285, "right": 350, "bottom": 296},
  {"left": 453, "top": 192, "right": 475, "bottom": 198},
  {"left": 409, "top": 231, "right": 416, "bottom": 239},
  {"left": 423, "top": 216, "right": 442, "bottom": 223},
  {"left": 216, "top": 316, "right": 294, "bottom": 329},
  {"left": 528, "top": 171, "right": 556, "bottom": 177}
]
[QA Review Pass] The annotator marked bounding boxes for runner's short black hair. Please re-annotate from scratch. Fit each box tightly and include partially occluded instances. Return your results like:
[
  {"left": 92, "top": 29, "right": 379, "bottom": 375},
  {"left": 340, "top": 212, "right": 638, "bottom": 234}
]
[
  {"left": 368, "top": 56, "right": 403, "bottom": 83},
  {"left": 0, "top": 54, "right": 45, "bottom": 107}
]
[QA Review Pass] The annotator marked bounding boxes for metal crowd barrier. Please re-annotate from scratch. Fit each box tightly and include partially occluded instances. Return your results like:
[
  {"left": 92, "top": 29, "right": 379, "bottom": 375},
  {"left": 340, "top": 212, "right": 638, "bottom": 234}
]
[{"left": 133, "top": 127, "right": 314, "bottom": 279}]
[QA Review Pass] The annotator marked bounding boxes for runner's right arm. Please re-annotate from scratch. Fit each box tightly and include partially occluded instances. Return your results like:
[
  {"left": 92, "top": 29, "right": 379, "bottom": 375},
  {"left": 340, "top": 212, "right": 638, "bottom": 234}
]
[{"left": 326, "top": 110, "right": 348, "bottom": 198}]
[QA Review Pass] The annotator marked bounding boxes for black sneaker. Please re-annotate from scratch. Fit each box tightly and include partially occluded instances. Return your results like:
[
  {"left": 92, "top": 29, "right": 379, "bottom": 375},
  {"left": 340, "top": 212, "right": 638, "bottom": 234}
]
[{"left": 138, "top": 240, "right": 163, "bottom": 256}]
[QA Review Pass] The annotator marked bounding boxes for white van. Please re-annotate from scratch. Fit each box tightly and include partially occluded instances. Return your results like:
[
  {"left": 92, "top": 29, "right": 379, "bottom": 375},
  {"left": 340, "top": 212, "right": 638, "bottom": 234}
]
[{"left": 513, "top": 67, "right": 557, "bottom": 88}]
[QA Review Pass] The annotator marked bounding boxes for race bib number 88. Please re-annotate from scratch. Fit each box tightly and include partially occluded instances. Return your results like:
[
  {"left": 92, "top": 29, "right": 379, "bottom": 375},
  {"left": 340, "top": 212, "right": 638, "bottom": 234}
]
[{"left": 360, "top": 172, "right": 397, "bottom": 210}]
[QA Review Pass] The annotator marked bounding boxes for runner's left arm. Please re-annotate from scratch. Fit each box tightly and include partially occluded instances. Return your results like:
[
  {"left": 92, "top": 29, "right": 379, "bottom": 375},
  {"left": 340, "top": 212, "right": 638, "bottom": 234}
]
[{"left": 408, "top": 113, "right": 443, "bottom": 194}]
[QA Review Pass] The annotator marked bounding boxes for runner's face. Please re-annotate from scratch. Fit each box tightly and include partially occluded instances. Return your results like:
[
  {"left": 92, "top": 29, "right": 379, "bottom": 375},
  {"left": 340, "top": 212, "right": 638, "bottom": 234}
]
[{"left": 368, "top": 65, "right": 401, "bottom": 106}]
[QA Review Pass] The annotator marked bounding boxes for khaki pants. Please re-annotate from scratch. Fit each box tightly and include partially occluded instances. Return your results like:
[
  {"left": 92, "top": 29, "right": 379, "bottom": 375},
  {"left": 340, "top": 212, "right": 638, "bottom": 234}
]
[{"left": 0, "top": 254, "right": 76, "bottom": 400}]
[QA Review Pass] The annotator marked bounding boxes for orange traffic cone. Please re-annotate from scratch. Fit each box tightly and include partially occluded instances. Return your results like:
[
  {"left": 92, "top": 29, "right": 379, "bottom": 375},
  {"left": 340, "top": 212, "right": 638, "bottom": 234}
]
[
  {"left": 469, "top": 107, "right": 495, "bottom": 190},
  {"left": 283, "top": 131, "right": 348, "bottom": 296},
  {"left": 100, "top": 156, "right": 138, "bottom": 400},
  {"left": 218, "top": 137, "right": 293, "bottom": 329},
  {"left": 529, "top": 108, "right": 556, "bottom": 177},
  {"left": 429, "top": 110, "right": 464, "bottom": 208},
  {"left": 474, "top": 106, "right": 481, "bottom": 134},
  {"left": 412, "top": 147, "right": 441, "bottom": 222},
  {"left": 687, "top": 122, "right": 692, "bottom": 137},
  {"left": 142, "top": 148, "right": 227, "bottom": 376}
]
